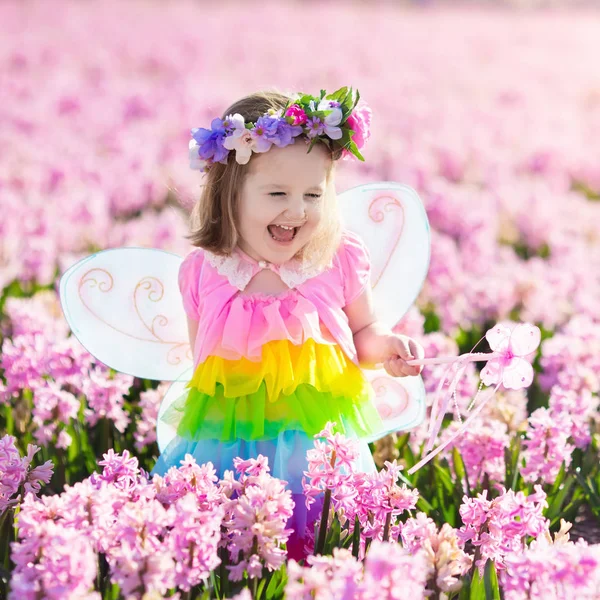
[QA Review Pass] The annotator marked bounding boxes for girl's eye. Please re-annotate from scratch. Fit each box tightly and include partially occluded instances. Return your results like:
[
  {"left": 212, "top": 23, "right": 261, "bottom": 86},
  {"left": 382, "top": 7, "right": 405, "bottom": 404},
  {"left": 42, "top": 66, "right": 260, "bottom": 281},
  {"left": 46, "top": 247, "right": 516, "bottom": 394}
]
[{"left": 268, "top": 192, "right": 321, "bottom": 199}]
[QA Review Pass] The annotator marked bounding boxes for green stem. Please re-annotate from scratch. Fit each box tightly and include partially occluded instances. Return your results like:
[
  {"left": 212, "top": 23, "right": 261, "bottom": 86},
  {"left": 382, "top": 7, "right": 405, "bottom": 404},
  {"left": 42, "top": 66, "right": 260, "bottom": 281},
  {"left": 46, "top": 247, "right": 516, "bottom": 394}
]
[
  {"left": 382, "top": 512, "right": 392, "bottom": 542},
  {"left": 315, "top": 449, "right": 337, "bottom": 556},
  {"left": 55, "top": 446, "right": 66, "bottom": 490},
  {"left": 98, "top": 418, "right": 111, "bottom": 457},
  {"left": 469, "top": 520, "right": 489, "bottom": 578},
  {"left": 0, "top": 510, "right": 11, "bottom": 571},
  {"left": 315, "top": 488, "right": 332, "bottom": 555}
]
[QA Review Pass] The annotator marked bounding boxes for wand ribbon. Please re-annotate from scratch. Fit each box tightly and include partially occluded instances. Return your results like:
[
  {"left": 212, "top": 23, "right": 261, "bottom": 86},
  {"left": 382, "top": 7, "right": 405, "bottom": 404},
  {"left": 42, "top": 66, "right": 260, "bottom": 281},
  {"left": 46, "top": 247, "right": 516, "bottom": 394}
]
[{"left": 402, "top": 323, "right": 541, "bottom": 475}]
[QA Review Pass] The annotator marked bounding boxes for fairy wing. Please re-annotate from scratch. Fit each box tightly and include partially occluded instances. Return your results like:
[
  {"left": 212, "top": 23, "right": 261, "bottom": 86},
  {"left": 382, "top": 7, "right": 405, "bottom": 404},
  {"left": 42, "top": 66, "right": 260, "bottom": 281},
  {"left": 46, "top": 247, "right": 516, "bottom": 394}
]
[
  {"left": 338, "top": 182, "right": 431, "bottom": 434},
  {"left": 337, "top": 182, "right": 431, "bottom": 329},
  {"left": 59, "top": 247, "right": 193, "bottom": 381},
  {"left": 362, "top": 370, "right": 426, "bottom": 443},
  {"left": 156, "top": 369, "right": 194, "bottom": 452}
]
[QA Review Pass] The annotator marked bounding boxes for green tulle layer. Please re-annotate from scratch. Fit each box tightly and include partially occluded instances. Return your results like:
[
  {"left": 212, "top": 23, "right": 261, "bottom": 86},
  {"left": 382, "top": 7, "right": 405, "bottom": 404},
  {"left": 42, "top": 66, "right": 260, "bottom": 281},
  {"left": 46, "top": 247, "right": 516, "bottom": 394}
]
[{"left": 160, "top": 380, "right": 384, "bottom": 443}]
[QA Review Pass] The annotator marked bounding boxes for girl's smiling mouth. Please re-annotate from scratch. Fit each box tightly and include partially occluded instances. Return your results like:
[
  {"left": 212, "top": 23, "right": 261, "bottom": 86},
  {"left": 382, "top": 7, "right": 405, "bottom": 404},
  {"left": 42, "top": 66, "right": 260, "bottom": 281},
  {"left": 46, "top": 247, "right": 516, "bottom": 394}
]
[{"left": 267, "top": 224, "right": 301, "bottom": 242}]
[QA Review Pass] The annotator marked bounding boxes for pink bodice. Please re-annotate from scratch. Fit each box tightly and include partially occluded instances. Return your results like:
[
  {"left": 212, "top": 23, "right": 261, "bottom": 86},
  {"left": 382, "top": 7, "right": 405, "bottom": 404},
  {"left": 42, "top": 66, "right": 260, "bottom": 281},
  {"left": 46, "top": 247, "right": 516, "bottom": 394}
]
[{"left": 178, "top": 230, "right": 371, "bottom": 367}]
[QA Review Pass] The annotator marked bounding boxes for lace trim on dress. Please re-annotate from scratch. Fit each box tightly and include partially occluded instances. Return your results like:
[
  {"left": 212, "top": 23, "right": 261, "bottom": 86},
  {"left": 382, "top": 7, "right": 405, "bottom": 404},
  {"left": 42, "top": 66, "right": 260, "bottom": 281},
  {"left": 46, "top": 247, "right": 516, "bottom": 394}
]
[
  {"left": 203, "top": 251, "right": 255, "bottom": 290},
  {"left": 204, "top": 249, "right": 325, "bottom": 291},
  {"left": 278, "top": 260, "right": 325, "bottom": 288}
]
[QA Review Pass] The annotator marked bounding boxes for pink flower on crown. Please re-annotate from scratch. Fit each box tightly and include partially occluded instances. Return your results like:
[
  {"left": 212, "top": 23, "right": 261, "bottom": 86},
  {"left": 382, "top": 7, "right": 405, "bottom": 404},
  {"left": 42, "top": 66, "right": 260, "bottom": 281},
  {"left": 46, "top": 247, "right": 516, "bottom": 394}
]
[
  {"left": 343, "top": 100, "right": 372, "bottom": 158},
  {"left": 223, "top": 114, "right": 256, "bottom": 165},
  {"left": 285, "top": 104, "right": 307, "bottom": 126}
]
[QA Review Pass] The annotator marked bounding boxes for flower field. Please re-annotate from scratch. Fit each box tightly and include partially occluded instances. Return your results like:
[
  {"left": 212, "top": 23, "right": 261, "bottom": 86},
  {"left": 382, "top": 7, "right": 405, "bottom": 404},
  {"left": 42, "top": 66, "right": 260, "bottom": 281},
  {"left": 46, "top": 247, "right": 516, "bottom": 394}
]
[{"left": 1, "top": 1, "right": 600, "bottom": 598}]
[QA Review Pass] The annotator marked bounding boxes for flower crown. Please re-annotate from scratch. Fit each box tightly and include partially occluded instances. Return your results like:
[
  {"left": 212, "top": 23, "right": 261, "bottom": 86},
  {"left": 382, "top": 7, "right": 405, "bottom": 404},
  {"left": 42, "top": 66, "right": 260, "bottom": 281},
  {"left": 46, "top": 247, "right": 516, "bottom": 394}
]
[{"left": 189, "top": 87, "right": 371, "bottom": 172}]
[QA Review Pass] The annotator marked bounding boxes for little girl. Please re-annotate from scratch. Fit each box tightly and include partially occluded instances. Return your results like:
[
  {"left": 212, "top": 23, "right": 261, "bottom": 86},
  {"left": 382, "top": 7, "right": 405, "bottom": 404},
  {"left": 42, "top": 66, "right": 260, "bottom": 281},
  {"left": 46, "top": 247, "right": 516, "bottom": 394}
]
[{"left": 152, "top": 87, "right": 425, "bottom": 552}]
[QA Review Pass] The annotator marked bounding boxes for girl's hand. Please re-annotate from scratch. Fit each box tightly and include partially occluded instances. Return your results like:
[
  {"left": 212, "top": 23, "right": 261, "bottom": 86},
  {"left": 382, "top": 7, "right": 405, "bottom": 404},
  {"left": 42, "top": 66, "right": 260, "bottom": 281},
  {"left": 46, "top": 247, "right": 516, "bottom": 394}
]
[{"left": 383, "top": 334, "right": 425, "bottom": 378}]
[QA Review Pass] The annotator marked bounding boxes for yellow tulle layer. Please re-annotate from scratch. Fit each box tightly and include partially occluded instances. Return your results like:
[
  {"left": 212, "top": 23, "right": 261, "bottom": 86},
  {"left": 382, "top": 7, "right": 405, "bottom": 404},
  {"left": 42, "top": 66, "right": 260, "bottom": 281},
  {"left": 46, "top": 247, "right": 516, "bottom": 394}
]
[
  {"left": 187, "top": 338, "right": 366, "bottom": 401},
  {"left": 160, "top": 339, "right": 384, "bottom": 442}
]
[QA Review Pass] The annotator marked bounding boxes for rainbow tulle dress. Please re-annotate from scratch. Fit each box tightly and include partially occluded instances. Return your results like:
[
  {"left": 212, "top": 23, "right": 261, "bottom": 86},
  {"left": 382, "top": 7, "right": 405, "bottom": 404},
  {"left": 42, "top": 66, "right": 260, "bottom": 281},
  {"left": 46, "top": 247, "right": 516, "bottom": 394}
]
[{"left": 151, "top": 231, "right": 388, "bottom": 542}]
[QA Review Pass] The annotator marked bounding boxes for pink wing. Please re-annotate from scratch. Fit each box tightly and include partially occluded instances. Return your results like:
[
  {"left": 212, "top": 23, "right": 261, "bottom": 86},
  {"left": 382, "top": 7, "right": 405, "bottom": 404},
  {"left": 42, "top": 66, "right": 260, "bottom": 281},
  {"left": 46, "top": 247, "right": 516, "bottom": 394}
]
[
  {"left": 480, "top": 357, "right": 503, "bottom": 386},
  {"left": 502, "top": 357, "right": 535, "bottom": 390},
  {"left": 485, "top": 324, "right": 511, "bottom": 353},
  {"left": 509, "top": 323, "right": 542, "bottom": 357}
]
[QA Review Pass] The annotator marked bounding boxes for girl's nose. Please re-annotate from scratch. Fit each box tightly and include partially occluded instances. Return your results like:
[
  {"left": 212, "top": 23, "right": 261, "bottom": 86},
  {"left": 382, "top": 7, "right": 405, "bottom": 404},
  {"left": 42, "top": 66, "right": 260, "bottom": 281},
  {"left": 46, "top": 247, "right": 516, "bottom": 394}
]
[{"left": 284, "top": 198, "right": 307, "bottom": 221}]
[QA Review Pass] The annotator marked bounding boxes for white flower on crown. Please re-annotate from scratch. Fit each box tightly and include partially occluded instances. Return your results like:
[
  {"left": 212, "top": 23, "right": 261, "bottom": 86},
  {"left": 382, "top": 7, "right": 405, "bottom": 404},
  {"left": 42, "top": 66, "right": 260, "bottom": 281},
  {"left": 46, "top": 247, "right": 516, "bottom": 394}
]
[
  {"left": 317, "top": 99, "right": 343, "bottom": 140},
  {"left": 222, "top": 113, "right": 256, "bottom": 165},
  {"left": 189, "top": 139, "right": 208, "bottom": 171}
]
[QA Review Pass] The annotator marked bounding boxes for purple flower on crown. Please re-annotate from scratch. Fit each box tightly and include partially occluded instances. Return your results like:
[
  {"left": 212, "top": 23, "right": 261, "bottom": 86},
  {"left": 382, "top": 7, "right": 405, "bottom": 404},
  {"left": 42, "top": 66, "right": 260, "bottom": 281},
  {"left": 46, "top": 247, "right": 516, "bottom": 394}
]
[
  {"left": 318, "top": 99, "right": 343, "bottom": 140},
  {"left": 191, "top": 117, "right": 229, "bottom": 164},
  {"left": 306, "top": 117, "right": 325, "bottom": 139},
  {"left": 189, "top": 139, "right": 209, "bottom": 171},
  {"left": 272, "top": 120, "right": 303, "bottom": 147},
  {"left": 252, "top": 115, "right": 279, "bottom": 153}
]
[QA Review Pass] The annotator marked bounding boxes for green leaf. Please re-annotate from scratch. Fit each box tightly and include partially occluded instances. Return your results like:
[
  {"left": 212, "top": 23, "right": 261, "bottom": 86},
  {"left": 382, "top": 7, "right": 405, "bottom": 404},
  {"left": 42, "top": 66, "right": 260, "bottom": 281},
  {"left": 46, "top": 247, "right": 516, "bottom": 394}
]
[
  {"left": 265, "top": 567, "right": 287, "bottom": 600},
  {"left": 345, "top": 140, "right": 364, "bottom": 161},
  {"left": 416, "top": 495, "right": 435, "bottom": 514},
  {"left": 324, "top": 513, "right": 342, "bottom": 553},
  {"left": 351, "top": 516, "right": 361, "bottom": 558},
  {"left": 297, "top": 93, "right": 314, "bottom": 106},
  {"left": 574, "top": 469, "right": 600, "bottom": 506},
  {"left": 453, "top": 447, "right": 471, "bottom": 497},
  {"left": 484, "top": 561, "right": 501, "bottom": 600},
  {"left": 504, "top": 433, "right": 522, "bottom": 491},
  {"left": 306, "top": 137, "right": 321, "bottom": 154},
  {"left": 422, "top": 306, "right": 441, "bottom": 333},
  {"left": 458, "top": 573, "right": 472, "bottom": 599},
  {"left": 469, "top": 564, "right": 487, "bottom": 600},
  {"left": 340, "top": 92, "right": 355, "bottom": 115},
  {"left": 434, "top": 463, "right": 455, "bottom": 495},
  {"left": 337, "top": 128, "right": 354, "bottom": 146},
  {"left": 549, "top": 462, "right": 567, "bottom": 495},
  {"left": 546, "top": 473, "right": 576, "bottom": 524},
  {"left": 402, "top": 441, "right": 416, "bottom": 470},
  {"left": 326, "top": 86, "right": 348, "bottom": 102}
]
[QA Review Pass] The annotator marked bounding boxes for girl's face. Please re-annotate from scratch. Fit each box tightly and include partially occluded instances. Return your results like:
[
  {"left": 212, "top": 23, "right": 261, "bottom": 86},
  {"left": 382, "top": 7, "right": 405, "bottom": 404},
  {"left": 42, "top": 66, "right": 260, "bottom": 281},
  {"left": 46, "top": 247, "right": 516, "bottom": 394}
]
[{"left": 236, "top": 142, "right": 331, "bottom": 265}]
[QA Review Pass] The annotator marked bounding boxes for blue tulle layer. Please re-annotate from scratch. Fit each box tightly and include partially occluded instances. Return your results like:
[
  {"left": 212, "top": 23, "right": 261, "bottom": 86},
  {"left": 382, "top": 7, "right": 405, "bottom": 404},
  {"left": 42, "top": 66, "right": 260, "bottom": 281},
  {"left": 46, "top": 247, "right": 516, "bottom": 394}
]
[{"left": 151, "top": 429, "right": 376, "bottom": 493}]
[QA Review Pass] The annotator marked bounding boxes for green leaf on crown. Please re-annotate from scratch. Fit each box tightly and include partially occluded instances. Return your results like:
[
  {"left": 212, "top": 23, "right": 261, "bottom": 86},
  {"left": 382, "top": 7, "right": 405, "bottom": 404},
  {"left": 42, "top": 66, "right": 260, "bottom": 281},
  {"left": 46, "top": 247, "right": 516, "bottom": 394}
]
[
  {"left": 326, "top": 86, "right": 349, "bottom": 102},
  {"left": 346, "top": 140, "right": 364, "bottom": 161}
]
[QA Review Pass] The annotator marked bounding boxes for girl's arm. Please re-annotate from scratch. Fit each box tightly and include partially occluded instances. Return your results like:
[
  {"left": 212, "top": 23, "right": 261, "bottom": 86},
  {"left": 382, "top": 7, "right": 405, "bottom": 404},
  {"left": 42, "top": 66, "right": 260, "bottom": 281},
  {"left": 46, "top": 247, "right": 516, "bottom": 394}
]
[
  {"left": 343, "top": 285, "right": 424, "bottom": 377},
  {"left": 187, "top": 316, "right": 199, "bottom": 350}
]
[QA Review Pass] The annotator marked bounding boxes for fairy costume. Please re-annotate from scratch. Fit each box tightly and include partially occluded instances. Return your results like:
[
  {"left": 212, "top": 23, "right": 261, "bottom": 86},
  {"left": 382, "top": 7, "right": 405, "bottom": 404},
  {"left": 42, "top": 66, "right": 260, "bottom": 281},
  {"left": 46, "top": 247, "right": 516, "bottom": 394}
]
[{"left": 151, "top": 231, "right": 383, "bottom": 486}]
